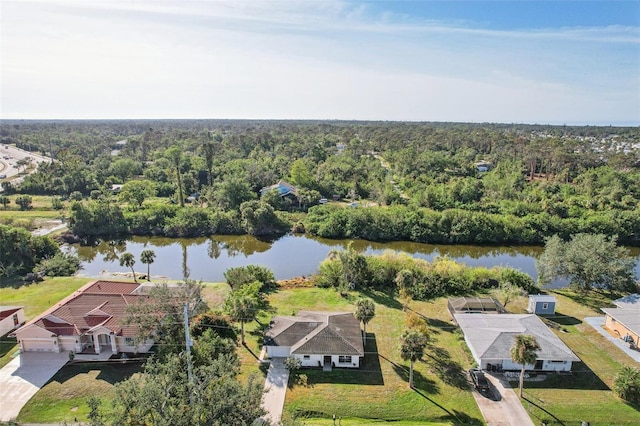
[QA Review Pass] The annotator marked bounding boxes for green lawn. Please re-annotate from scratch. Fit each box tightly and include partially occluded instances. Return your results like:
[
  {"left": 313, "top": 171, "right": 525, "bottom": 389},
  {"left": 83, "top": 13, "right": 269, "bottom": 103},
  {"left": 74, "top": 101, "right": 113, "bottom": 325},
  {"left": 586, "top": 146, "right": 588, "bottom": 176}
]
[
  {"left": 244, "top": 287, "right": 483, "bottom": 425},
  {"left": 17, "top": 362, "right": 144, "bottom": 424}
]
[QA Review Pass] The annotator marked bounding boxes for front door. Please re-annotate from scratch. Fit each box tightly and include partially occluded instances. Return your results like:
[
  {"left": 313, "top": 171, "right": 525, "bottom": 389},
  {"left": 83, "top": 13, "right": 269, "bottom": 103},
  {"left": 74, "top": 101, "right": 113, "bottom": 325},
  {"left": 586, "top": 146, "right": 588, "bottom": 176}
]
[{"left": 323, "top": 355, "right": 331, "bottom": 365}]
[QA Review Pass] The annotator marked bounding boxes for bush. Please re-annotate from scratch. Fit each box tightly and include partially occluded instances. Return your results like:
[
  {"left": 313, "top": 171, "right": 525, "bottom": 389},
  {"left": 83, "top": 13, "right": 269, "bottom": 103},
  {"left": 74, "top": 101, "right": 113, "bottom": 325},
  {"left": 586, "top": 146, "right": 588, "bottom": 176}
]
[
  {"left": 614, "top": 366, "right": 640, "bottom": 404},
  {"left": 15, "top": 195, "right": 32, "bottom": 210},
  {"left": 34, "top": 252, "right": 82, "bottom": 276},
  {"left": 69, "top": 191, "right": 83, "bottom": 201},
  {"left": 51, "top": 197, "right": 64, "bottom": 210}
]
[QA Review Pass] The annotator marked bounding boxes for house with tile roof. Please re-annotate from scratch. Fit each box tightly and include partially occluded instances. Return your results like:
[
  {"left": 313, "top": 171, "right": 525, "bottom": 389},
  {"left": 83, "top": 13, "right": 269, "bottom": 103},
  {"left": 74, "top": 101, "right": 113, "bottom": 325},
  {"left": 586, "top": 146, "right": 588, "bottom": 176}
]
[
  {"left": 264, "top": 311, "right": 365, "bottom": 370},
  {"left": 11, "top": 280, "right": 153, "bottom": 356},
  {"left": 455, "top": 313, "right": 579, "bottom": 372},
  {"left": 601, "top": 293, "right": 640, "bottom": 348},
  {"left": 259, "top": 180, "right": 299, "bottom": 199}
]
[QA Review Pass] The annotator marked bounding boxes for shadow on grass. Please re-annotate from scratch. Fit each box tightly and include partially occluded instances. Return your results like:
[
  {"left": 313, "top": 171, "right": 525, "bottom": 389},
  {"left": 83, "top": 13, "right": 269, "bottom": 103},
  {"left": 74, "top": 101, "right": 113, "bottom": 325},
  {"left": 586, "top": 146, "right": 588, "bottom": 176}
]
[
  {"left": 413, "top": 389, "right": 483, "bottom": 425},
  {"left": 298, "top": 332, "right": 384, "bottom": 386},
  {"left": 426, "top": 346, "right": 470, "bottom": 390},
  {"left": 46, "top": 361, "right": 144, "bottom": 387},
  {"left": 0, "top": 337, "right": 17, "bottom": 358},
  {"left": 361, "top": 289, "right": 403, "bottom": 310},
  {"left": 523, "top": 396, "right": 567, "bottom": 426},
  {"left": 508, "top": 363, "right": 608, "bottom": 391},
  {"left": 242, "top": 342, "right": 259, "bottom": 361},
  {"left": 553, "top": 289, "right": 619, "bottom": 313},
  {"left": 379, "top": 353, "right": 439, "bottom": 394},
  {"left": 544, "top": 311, "right": 582, "bottom": 327}
]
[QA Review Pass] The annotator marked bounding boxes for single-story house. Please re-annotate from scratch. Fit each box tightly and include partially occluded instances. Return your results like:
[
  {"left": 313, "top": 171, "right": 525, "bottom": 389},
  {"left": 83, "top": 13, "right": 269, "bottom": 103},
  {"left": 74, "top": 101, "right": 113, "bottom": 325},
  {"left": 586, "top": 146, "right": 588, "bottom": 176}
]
[
  {"left": 454, "top": 313, "right": 579, "bottom": 372},
  {"left": 448, "top": 297, "right": 506, "bottom": 321},
  {"left": 11, "top": 280, "right": 153, "bottom": 356},
  {"left": 264, "top": 311, "right": 364, "bottom": 369},
  {"left": 601, "top": 293, "right": 640, "bottom": 347},
  {"left": 527, "top": 295, "right": 557, "bottom": 315},
  {"left": 0, "top": 306, "right": 25, "bottom": 337},
  {"left": 260, "top": 180, "right": 299, "bottom": 199}
]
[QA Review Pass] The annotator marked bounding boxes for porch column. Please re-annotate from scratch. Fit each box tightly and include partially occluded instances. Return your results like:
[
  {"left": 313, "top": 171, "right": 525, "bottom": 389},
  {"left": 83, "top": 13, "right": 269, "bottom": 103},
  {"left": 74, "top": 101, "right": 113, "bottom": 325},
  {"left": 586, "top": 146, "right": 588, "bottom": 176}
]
[
  {"left": 75, "top": 339, "right": 82, "bottom": 353},
  {"left": 110, "top": 334, "right": 117, "bottom": 354},
  {"left": 94, "top": 334, "right": 100, "bottom": 354}
]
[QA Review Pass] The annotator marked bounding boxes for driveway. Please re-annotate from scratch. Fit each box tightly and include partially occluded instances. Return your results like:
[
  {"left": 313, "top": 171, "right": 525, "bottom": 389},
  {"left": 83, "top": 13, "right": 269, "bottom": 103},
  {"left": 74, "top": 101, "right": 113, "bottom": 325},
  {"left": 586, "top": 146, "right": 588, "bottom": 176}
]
[
  {"left": 472, "top": 372, "right": 534, "bottom": 426},
  {"left": 0, "top": 351, "right": 69, "bottom": 421},
  {"left": 261, "top": 357, "right": 290, "bottom": 425}
]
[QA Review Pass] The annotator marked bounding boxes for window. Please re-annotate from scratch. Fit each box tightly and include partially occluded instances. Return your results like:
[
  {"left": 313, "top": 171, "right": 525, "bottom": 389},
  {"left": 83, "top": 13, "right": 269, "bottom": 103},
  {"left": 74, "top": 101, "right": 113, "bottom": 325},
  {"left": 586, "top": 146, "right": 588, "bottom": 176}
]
[
  {"left": 542, "top": 303, "right": 549, "bottom": 310},
  {"left": 303, "top": 355, "right": 310, "bottom": 360},
  {"left": 338, "top": 355, "right": 352, "bottom": 363},
  {"left": 12, "top": 313, "right": 19, "bottom": 327},
  {"left": 125, "top": 337, "right": 135, "bottom": 346},
  {"left": 549, "top": 360, "right": 565, "bottom": 364}
]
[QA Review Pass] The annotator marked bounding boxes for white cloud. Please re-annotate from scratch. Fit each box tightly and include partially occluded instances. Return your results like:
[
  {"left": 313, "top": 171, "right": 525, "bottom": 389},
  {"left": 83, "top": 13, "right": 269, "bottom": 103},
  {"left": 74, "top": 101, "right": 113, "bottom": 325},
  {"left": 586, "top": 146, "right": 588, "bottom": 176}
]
[{"left": 1, "top": 0, "right": 638, "bottom": 124}]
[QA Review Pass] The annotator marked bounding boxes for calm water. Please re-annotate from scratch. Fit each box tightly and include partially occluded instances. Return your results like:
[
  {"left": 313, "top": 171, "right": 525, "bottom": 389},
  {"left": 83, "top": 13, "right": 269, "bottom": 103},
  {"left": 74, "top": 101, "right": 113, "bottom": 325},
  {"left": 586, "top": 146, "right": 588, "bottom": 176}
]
[{"left": 67, "top": 234, "right": 640, "bottom": 285}]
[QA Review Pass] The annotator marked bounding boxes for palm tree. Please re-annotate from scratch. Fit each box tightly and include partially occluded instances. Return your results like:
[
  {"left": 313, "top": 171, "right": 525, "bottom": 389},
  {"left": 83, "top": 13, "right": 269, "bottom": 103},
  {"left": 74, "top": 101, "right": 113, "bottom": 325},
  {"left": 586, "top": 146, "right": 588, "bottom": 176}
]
[
  {"left": 165, "top": 146, "right": 184, "bottom": 207},
  {"left": 225, "top": 292, "right": 259, "bottom": 345},
  {"left": 510, "top": 334, "right": 540, "bottom": 397},
  {"left": 139, "top": 249, "right": 156, "bottom": 281},
  {"left": 354, "top": 298, "right": 375, "bottom": 345},
  {"left": 119, "top": 252, "right": 137, "bottom": 283},
  {"left": 400, "top": 329, "right": 427, "bottom": 388}
]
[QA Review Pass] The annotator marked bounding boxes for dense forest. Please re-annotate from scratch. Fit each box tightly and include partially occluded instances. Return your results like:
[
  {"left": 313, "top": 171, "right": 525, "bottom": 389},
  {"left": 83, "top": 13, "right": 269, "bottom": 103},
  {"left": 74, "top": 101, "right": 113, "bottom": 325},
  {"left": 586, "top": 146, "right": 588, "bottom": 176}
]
[{"left": 1, "top": 119, "right": 639, "bottom": 245}]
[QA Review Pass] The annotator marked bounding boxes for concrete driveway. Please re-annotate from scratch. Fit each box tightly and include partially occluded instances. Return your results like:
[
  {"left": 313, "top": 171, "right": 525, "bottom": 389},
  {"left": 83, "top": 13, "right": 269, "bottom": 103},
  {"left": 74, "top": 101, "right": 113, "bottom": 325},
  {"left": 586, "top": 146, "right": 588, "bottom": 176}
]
[
  {"left": 472, "top": 372, "right": 534, "bottom": 426},
  {"left": 0, "top": 351, "right": 69, "bottom": 421},
  {"left": 261, "top": 357, "right": 290, "bottom": 425}
]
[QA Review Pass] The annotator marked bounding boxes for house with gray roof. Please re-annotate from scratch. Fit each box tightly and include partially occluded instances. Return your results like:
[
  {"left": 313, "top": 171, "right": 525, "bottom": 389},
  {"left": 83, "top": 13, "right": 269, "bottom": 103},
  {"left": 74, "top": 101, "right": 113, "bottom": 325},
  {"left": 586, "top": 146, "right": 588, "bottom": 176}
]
[
  {"left": 454, "top": 313, "right": 579, "bottom": 372},
  {"left": 264, "top": 311, "right": 364, "bottom": 369},
  {"left": 601, "top": 293, "right": 640, "bottom": 347}
]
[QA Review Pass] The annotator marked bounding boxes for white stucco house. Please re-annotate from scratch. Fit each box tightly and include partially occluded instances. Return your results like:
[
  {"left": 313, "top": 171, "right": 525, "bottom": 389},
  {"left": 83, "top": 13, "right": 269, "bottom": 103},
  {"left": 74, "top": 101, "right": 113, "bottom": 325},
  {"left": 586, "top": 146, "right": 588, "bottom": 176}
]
[
  {"left": 455, "top": 313, "right": 579, "bottom": 372},
  {"left": 0, "top": 306, "right": 25, "bottom": 337},
  {"left": 264, "top": 311, "right": 365, "bottom": 369},
  {"left": 11, "top": 280, "right": 153, "bottom": 356}
]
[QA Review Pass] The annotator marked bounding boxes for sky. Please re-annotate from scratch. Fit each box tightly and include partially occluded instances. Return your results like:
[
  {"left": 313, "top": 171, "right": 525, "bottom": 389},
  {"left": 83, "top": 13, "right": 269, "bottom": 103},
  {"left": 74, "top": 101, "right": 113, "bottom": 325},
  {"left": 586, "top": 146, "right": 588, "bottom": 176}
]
[{"left": 1, "top": 0, "right": 639, "bottom": 124}]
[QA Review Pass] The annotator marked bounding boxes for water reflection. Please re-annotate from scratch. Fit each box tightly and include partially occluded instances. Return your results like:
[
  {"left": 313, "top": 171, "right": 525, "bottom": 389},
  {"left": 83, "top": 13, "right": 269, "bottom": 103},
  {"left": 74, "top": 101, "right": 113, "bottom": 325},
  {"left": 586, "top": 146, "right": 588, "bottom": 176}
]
[{"left": 67, "top": 234, "right": 640, "bottom": 284}]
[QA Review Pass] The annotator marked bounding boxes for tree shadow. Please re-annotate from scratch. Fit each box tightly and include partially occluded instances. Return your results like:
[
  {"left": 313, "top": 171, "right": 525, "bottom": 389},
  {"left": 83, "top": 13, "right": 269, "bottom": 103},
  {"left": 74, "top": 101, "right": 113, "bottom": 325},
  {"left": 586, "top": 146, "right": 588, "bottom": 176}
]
[
  {"left": 412, "top": 388, "right": 483, "bottom": 425},
  {"left": 543, "top": 311, "right": 581, "bottom": 327},
  {"left": 425, "top": 345, "right": 470, "bottom": 390},
  {"left": 510, "top": 363, "right": 608, "bottom": 391},
  {"left": 379, "top": 353, "right": 439, "bottom": 394},
  {"left": 46, "top": 362, "right": 144, "bottom": 387},
  {"left": 553, "top": 289, "right": 617, "bottom": 314},
  {"left": 0, "top": 337, "right": 17, "bottom": 358},
  {"left": 523, "top": 396, "right": 567, "bottom": 426},
  {"left": 360, "top": 288, "right": 403, "bottom": 310}
]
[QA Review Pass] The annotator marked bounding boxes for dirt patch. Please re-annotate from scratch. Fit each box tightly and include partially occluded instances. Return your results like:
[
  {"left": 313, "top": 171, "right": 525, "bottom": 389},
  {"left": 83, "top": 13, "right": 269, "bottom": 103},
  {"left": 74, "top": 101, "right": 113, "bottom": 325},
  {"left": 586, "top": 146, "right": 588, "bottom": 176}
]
[{"left": 277, "top": 276, "right": 315, "bottom": 289}]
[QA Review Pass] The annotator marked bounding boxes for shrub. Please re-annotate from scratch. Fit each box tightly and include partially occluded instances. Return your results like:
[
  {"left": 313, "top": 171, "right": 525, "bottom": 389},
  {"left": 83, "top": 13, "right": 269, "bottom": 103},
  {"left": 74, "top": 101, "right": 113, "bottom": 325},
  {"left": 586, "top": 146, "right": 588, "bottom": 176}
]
[
  {"left": 69, "top": 191, "right": 83, "bottom": 201},
  {"left": 614, "top": 366, "right": 640, "bottom": 404},
  {"left": 15, "top": 195, "right": 32, "bottom": 210},
  {"left": 34, "top": 252, "right": 82, "bottom": 276},
  {"left": 51, "top": 197, "right": 64, "bottom": 210}
]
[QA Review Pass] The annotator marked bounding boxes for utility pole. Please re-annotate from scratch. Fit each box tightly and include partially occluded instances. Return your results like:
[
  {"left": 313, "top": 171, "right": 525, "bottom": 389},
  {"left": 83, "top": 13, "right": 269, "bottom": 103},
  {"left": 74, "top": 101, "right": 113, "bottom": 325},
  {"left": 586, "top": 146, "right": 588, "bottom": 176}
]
[{"left": 183, "top": 303, "right": 194, "bottom": 407}]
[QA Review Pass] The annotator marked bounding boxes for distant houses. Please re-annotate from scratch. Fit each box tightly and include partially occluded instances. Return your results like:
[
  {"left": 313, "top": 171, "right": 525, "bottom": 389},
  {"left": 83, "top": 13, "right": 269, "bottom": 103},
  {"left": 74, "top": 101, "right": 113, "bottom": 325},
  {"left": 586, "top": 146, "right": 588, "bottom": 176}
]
[{"left": 260, "top": 180, "right": 299, "bottom": 200}]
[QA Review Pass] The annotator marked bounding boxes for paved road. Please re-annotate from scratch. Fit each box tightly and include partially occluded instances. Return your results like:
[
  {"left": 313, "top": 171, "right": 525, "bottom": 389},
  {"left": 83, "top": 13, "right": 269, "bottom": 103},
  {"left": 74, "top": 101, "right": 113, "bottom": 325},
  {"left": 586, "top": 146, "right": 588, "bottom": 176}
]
[
  {"left": 0, "top": 145, "right": 51, "bottom": 191},
  {"left": 261, "top": 357, "right": 289, "bottom": 425},
  {"left": 0, "top": 352, "right": 69, "bottom": 422},
  {"left": 472, "top": 372, "right": 535, "bottom": 426}
]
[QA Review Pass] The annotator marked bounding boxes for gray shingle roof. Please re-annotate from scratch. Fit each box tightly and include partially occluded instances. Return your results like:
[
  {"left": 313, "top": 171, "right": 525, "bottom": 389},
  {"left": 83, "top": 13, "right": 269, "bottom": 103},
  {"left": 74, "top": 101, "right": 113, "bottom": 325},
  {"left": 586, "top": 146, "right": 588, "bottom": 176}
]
[
  {"left": 613, "top": 294, "right": 640, "bottom": 310},
  {"left": 601, "top": 308, "right": 640, "bottom": 336},
  {"left": 265, "top": 311, "right": 364, "bottom": 356},
  {"left": 454, "top": 313, "right": 579, "bottom": 362}
]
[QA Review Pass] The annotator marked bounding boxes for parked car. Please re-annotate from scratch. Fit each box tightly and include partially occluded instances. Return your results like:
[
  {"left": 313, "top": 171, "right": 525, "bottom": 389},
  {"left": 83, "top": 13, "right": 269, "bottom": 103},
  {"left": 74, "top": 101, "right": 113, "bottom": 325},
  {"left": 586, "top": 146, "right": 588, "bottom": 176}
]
[
  {"left": 0, "top": 174, "right": 6, "bottom": 179},
  {"left": 469, "top": 368, "right": 491, "bottom": 393}
]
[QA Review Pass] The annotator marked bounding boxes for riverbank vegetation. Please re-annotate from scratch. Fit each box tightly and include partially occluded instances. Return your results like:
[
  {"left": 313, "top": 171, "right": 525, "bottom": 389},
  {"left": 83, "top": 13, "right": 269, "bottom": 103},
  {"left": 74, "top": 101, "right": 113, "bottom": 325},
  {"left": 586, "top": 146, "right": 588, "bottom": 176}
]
[{"left": 1, "top": 120, "right": 638, "bottom": 246}]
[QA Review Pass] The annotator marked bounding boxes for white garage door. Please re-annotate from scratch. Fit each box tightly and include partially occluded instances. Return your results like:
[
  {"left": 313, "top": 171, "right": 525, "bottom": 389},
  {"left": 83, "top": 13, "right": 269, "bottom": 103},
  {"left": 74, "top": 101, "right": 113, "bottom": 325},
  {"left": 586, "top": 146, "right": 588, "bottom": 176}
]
[{"left": 21, "top": 339, "right": 56, "bottom": 352}]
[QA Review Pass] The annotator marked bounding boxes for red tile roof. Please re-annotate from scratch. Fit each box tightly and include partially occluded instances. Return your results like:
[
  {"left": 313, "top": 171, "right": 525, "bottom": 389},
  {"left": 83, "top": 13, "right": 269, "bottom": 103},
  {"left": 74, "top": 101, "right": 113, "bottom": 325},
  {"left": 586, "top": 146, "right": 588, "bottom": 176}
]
[
  {"left": 0, "top": 307, "right": 22, "bottom": 321},
  {"left": 19, "top": 280, "right": 147, "bottom": 338}
]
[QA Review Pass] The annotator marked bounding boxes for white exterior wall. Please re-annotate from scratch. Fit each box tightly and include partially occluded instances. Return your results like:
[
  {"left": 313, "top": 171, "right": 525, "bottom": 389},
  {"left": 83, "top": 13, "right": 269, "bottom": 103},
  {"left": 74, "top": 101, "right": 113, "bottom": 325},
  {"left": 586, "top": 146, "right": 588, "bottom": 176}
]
[
  {"left": 541, "top": 360, "right": 571, "bottom": 372},
  {"left": 115, "top": 337, "right": 154, "bottom": 353},
  {"left": 501, "top": 359, "right": 535, "bottom": 371},
  {"left": 0, "top": 309, "right": 25, "bottom": 336},
  {"left": 294, "top": 354, "right": 360, "bottom": 368}
]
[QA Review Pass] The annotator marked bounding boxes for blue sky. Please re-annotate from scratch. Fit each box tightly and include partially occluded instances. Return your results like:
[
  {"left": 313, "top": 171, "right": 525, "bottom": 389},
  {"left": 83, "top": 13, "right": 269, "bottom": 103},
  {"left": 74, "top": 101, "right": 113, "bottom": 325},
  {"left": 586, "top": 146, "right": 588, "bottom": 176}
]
[{"left": 1, "top": 0, "right": 638, "bottom": 124}]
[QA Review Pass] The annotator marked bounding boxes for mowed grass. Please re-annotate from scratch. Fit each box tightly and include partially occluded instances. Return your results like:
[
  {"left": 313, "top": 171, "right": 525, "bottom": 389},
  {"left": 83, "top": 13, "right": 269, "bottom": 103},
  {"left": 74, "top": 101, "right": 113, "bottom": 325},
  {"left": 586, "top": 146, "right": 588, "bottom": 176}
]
[
  {"left": 505, "top": 290, "right": 640, "bottom": 426},
  {"left": 17, "top": 361, "right": 144, "bottom": 423},
  {"left": 0, "top": 277, "right": 90, "bottom": 368},
  {"left": 241, "top": 287, "right": 483, "bottom": 425}
]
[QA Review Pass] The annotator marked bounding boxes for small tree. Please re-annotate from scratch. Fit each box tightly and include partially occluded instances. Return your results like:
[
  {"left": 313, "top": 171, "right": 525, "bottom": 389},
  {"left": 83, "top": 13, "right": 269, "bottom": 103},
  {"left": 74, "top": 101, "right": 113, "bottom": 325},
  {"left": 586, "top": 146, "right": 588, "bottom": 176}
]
[
  {"left": 285, "top": 356, "right": 302, "bottom": 371},
  {"left": 0, "top": 195, "right": 9, "bottom": 209},
  {"left": 15, "top": 195, "right": 32, "bottom": 210},
  {"left": 119, "top": 252, "right": 137, "bottom": 283},
  {"left": 614, "top": 366, "right": 640, "bottom": 404},
  {"left": 510, "top": 334, "right": 540, "bottom": 398},
  {"left": 400, "top": 329, "right": 427, "bottom": 388},
  {"left": 224, "top": 291, "right": 259, "bottom": 345},
  {"left": 354, "top": 297, "right": 375, "bottom": 344},
  {"left": 139, "top": 249, "right": 156, "bottom": 281}
]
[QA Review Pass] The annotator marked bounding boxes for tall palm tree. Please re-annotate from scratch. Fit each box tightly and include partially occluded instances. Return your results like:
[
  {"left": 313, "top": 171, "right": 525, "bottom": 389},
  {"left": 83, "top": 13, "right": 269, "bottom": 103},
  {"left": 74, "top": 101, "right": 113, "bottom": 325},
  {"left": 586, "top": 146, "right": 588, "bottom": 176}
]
[
  {"left": 225, "top": 292, "right": 259, "bottom": 345},
  {"left": 165, "top": 146, "right": 184, "bottom": 207},
  {"left": 354, "top": 298, "right": 375, "bottom": 345},
  {"left": 400, "top": 329, "right": 427, "bottom": 388},
  {"left": 119, "top": 252, "right": 137, "bottom": 283},
  {"left": 139, "top": 249, "right": 156, "bottom": 281},
  {"left": 510, "top": 334, "right": 540, "bottom": 397}
]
